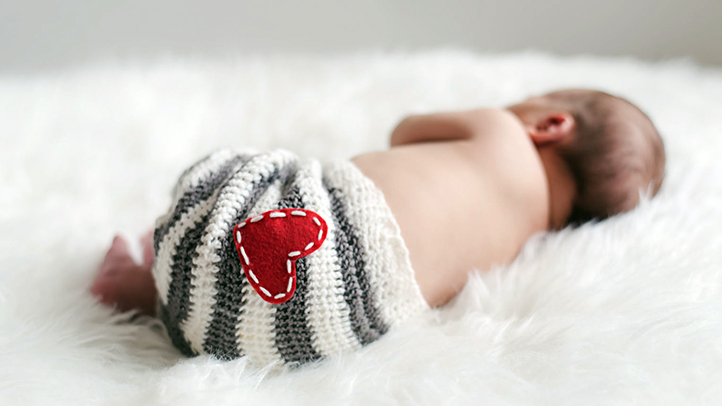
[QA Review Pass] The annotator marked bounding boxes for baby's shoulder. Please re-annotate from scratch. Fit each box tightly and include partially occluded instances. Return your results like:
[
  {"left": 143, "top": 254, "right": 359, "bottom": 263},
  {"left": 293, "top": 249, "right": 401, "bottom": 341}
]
[
  {"left": 461, "top": 108, "right": 527, "bottom": 142},
  {"left": 459, "top": 108, "right": 546, "bottom": 206}
]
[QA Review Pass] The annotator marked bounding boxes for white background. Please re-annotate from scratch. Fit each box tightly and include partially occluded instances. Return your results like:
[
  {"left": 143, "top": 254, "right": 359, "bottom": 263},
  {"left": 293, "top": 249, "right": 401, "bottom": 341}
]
[{"left": 2, "top": 0, "right": 721, "bottom": 72}]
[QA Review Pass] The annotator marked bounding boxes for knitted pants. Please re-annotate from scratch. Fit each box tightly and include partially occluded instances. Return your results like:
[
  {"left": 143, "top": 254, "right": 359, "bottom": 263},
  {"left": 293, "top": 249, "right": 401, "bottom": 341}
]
[{"left": 152, "top": 149, "right": 428, "bottom": 367}]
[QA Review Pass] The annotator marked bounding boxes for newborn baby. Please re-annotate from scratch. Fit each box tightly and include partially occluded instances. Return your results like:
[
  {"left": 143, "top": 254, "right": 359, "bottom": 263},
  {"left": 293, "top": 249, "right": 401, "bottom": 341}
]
[{"left": 92, "top": 89, "right": 665, "bottom": 367}]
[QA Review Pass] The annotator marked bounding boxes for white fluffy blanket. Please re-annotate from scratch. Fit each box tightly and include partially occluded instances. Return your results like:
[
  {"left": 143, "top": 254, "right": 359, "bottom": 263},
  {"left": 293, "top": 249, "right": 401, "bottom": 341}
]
[{"left": 2, "top": 51, "right": 721, "bottom": 405}]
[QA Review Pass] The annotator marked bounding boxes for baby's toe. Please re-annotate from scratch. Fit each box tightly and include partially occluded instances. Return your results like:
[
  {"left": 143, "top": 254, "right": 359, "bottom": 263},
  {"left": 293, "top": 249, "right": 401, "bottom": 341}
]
[
  {"left": 100, "top": 235, "right": 134, "bottom": 271},
  {"left": 106, "top": 235, "right": 130, "bottom": 259},
  {"left": 141, "top": 230, "right": 155, "bottom": 267}
]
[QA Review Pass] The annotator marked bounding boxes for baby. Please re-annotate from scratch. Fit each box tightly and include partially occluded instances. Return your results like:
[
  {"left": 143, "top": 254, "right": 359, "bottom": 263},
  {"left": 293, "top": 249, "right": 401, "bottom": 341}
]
[{"left": 91, "top": 89, "right": 665, "bottom": 367}]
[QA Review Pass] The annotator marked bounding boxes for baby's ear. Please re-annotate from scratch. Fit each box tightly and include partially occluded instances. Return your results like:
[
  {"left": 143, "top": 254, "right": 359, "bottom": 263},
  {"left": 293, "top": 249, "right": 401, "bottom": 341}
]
[{"left": 528, "top": 112, "right": 575, "bottom": 146}]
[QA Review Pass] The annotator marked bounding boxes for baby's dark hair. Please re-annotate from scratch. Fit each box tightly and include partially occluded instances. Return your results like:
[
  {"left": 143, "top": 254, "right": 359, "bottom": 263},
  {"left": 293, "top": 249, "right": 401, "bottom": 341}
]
[{"left": 545, "top": 89, "right": 665, "bottom": 223}]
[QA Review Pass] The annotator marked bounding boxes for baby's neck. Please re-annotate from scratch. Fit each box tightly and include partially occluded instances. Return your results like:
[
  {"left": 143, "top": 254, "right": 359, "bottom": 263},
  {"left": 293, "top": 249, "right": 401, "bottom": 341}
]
[{"left": 535, "top": 146, "right": 576, "bottom": 230}]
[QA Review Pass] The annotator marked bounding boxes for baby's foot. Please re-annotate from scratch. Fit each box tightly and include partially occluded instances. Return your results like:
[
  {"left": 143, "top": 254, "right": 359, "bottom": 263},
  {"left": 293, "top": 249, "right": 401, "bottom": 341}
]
[
  {"left": 91, "top": 235, "right": 157, "bottom": 316},
  {"left": 140, "top": 230, "right": 155, "bottom": 268}
]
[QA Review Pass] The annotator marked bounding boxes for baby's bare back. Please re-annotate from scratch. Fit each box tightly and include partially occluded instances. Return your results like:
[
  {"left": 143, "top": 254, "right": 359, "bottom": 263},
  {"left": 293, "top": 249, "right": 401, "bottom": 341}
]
[{"left": 352, "top": 109, "right": 548, "bottom": 306}]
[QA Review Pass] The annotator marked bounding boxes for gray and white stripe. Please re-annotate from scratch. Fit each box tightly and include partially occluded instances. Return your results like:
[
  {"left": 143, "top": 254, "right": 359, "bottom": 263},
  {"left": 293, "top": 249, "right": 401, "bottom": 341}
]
[
  {"left": 171, "top": 149, "right": 245, "bottom": 202},
  {"left": 153, "top": 191, "right": 218, "bottom": 305},
  {"left": 272, "top": 184, "right": 321, "bottom": 364},
  {"left": 202, "top": 162, "right": 294, "bottom": 360},
  {"left": 324, "top": 179, "right": 388, "bottom": 344},
  {"left": 155, "top": 151, "right": 252, "bottom": 250},
  {"left": 293, "top": 160, "right": 361, "bottom": 357},
  {"left": 322, "top": 160, "right": 429, "bottom": 328},
  {"left": 154, "top": 150, "right": 428, "bottom": 368},
  {"left": 234, "top": 179, "right": 285, "bottom": 366},
  {"left": 154, "top": 151, "right": 253, "bottom": 356},
  {"left": 182, "top": 150, "right": 296, "bottom": 354}
]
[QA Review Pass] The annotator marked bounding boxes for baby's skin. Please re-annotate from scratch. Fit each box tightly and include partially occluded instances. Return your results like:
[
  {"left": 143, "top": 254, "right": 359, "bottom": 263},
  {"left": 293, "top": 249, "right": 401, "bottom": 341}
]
[
  {"left": 352, "top": 108, "right": 561, "bottom": 306},
  {"left": 92, "top": 90, "right": 650, "bottom": 312}
]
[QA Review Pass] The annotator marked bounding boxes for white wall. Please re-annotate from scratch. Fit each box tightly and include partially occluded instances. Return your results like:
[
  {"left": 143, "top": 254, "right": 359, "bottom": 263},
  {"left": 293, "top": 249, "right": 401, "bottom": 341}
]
[{"left": 1, "top": 0, "right": 721, "bottom": 72}]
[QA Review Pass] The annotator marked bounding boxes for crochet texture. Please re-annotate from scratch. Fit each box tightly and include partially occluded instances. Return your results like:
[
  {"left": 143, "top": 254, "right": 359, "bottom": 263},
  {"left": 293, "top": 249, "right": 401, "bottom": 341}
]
[{"left": 152, "top": 148, "right": 429, "bottom": 367}]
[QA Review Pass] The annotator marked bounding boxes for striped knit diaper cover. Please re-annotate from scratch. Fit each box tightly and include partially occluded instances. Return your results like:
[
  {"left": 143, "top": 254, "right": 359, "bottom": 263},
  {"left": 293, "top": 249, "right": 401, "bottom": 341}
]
[{"left": 152, "top": 148, "right": 429, "bottom": 367}]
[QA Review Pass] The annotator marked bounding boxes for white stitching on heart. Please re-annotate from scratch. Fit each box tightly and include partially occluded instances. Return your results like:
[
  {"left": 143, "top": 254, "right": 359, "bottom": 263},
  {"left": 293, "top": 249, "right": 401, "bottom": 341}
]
[
  {"left": 236, "top": 209, "right": 324, "bottom": 301},
  {"left": 240, "top": 246, "right": 249, "bottom": 265}
]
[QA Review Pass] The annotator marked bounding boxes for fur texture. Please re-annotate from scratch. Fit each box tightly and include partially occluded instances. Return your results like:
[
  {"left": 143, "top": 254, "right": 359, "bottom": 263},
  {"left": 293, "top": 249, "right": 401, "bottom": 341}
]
[{"left": 1, "top": 51, "right": 721, "bottom": 405}]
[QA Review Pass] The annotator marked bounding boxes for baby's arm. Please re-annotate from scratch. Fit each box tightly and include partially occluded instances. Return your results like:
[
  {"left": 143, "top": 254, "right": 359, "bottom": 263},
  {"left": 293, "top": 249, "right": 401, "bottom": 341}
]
[{"left": 390, "top": 110, "right": 486, "bottom": 146}]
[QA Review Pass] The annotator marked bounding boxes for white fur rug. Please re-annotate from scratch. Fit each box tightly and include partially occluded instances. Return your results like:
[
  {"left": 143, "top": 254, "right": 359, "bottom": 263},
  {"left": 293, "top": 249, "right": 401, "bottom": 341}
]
[{"left": 1, "top": 51, "right": 722, "bottom": 405}]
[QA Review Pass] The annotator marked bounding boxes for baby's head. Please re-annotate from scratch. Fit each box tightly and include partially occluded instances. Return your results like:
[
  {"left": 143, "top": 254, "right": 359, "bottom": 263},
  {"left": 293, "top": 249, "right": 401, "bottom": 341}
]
[{"left": 508, "top": 89, "right": 665, "bottom": 228}]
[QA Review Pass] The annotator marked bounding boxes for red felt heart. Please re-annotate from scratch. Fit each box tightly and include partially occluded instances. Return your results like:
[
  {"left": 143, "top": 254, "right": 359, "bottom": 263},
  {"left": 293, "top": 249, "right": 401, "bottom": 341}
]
[{"left": 233, "top": 208, "right": 328, "bottom": 304}]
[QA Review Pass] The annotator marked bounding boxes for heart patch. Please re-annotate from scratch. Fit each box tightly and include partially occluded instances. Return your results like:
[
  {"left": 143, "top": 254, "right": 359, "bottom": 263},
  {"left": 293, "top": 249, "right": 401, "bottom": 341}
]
[{"left": 232, "top": 208, "right": 328, "bottom": 304}]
